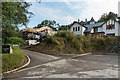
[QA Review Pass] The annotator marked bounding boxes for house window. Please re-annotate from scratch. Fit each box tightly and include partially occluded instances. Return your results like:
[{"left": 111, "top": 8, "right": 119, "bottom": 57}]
[
  {"left": 73, "top": 27, "right": 75, "bottom": 31},
  {"left": 106, "top": 20, "right": 115, "bottom": 30},
  {"left": 76, "top": 27, "right": 77, "bottom": 31},
  {"left": 78, "top": 27, "right": 80, "bottom": 31},
  {"left": 106, "top": 24, "right": 115, "bottom": 30}
]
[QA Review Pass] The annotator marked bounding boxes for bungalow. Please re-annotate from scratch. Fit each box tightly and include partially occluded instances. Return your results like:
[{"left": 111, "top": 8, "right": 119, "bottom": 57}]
[{"left": 70, "top": 18, "right": 120, "bottom": 36}]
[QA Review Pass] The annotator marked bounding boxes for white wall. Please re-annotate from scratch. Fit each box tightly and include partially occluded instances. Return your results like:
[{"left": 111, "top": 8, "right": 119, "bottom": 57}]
[
  {"left": 98, "top": 27, "right": 102, "bottom": 32},
  {"left": 90, "top": 21, "right": 95, "bottom": 24},
  {"left": 70, "top": 23, "right": 85, "bottom": 35},
  {"left": 82, "top": 27, "right": 86, "bottom": 35},
  {"left": 102, "top": 20, "right": 119, "bottom": 36},
  {"left": 26, "top": 40, "right": 39, "bottom": 45},
  {"left": 91, "top": 29, "right": 94, "bottom": 33}
]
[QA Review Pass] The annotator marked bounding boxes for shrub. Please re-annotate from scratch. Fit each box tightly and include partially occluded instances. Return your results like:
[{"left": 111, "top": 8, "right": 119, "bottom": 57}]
[
  {"left": 40, "top": 31, "right": 120, "bottom": 54},
  {"left": 46, "top": 35, "right": 60, "bottom": 46},
  {"left": 82, "top": 36, "right": 93, "bottom": 52},
  {"left": 6, "top": 37, "right": 26, "bottom": 46}
]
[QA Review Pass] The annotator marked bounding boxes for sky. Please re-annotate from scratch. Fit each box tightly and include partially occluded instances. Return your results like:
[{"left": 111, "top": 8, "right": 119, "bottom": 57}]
[{"left": 23, "top": 0, "right": 120, "bottom": 29}]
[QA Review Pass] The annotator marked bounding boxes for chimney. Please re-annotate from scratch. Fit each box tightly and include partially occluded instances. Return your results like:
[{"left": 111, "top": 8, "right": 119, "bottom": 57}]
[
  {"left": 118, "top": 1, "right": 120, "bottom": 19},
  {"left": 85, "top": 19, "right": 87, "bottom": 22},
  {"left": 78, "top": 19, "right": 80, "bottom": 22}
]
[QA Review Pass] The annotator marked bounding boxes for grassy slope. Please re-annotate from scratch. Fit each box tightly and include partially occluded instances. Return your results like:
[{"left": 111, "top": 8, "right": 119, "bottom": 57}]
[
  {"left": 2, "top": 47, "right": 27, "bottom": 73},
  {"left": 28, "top": 31, "right": 120, "bottom": 55}
]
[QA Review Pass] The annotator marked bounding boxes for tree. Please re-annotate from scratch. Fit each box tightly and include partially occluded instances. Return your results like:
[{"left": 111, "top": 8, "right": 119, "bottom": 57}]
[
  {"left": 34, "top": 20, "right": 59, "bottom": 31},
  {"left": 58, "top": 25, "right": 70, "bottom": 31},
  {"left": 98, "top": 12, "right": 118, "bottom": 22},
  {"left": 2, "top": 2, "right": 33, "bottom": 44}
]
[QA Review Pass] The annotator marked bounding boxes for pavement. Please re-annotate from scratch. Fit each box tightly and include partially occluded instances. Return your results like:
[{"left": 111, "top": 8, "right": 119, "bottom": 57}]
[{"left": 2, "top": 49, "right": 119, "bottom": 79}]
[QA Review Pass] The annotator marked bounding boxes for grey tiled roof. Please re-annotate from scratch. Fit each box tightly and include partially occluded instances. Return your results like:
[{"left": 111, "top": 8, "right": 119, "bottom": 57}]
[
  {"left": 80, "top": 21, "right": 91, "bottom": 25},
  {"left": 80, "top": 17, "right": 95, "bottom": 25},
  {"left": 84, "top": 22, "right": 104, "bottom": 32}
]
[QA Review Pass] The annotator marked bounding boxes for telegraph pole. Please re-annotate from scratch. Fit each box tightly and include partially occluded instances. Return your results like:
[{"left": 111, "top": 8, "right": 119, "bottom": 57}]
[
  {"left": 37, "top": 0, "right": 41, "bottom": 3},
  {"left": 118, "top": 1, "right": 120, "bottom": 19}
]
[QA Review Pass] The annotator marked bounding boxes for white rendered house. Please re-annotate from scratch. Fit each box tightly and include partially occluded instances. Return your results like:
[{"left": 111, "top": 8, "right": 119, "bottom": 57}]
[
  {"left": 70, "top": 21, "right": 86, "bottom": 35},
  {"left": 70, "top": 18, "right": 120, "bottom": 36}
]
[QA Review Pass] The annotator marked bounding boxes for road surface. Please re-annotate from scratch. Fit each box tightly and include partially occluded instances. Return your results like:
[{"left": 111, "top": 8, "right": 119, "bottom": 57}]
[{"left": 3, "top": 49, "right": 119, "bottom": 79}]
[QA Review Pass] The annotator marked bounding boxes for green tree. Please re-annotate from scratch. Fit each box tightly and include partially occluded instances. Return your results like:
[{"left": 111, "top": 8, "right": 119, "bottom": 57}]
[
  {"left": 98, "top": 12, "right": 117, "bottom": 22},
  {"left": 2, "top": 2, "right": 33, "bottom": 44},
  {"left": 58, "top": 25, "right": 69, "bottom": 31},
  {"left": 34, "top": 20, "right": 59, "bottom": 31}
]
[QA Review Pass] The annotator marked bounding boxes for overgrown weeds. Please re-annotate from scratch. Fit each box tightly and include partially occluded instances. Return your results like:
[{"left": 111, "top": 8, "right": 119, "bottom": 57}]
[{"left": 29, "top": 31, "right": 120, "bottom": 54}]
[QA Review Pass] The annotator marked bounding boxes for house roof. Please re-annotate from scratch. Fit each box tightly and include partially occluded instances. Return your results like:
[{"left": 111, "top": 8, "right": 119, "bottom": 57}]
[
  {"left": 84, "top": 22, "right": 105, "bottom": 32},
  {"left": 22, "top": 27, "right": 37, "bottom": 33},
  {"left": 36, "top": 26, "right": 53, "bottom": 32},
  {"left": 70, "top": 21, "right": 87, "bottom": 28},
  {"left": 85, "top": 19, "right": 120, "bottom": 33},
  {"left": 80, "top": 17, "right": 95, "bottom": 25},
  {"left": 80, "top": 21, "right": 91, "bottom": 25},
  {"left": 90, "top": 17, "right": 95, "bottom": 22}
]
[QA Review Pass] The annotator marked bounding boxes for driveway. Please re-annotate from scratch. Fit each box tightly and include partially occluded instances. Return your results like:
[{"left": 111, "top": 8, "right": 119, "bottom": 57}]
[{"left": 3, "top": 49, "right": 119, "bottom": 79}]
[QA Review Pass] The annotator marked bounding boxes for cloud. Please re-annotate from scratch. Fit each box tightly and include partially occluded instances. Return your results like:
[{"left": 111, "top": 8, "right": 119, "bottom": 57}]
[
  {"left": 28, "top": 3, "right": 75, "bottom": 25},
  {"left": 62, "top": 0, "right": 119, "bottom": 21},
  {"left": 78, "top": 0, "right": 119, "bottom": 21},
  {"left": 27, "top": 0, "right": 120, "bottom": 28}
]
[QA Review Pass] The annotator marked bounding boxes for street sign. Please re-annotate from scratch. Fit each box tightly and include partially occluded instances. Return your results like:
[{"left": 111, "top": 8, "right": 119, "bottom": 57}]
[{"left": 2, "top": 45, "right": 10, "bottom": 53}]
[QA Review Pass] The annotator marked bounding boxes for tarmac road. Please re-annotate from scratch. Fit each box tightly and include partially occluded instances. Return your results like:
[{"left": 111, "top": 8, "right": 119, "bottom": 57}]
[{"left": 2, "top": 49, "right": 119, "bottom": 79}]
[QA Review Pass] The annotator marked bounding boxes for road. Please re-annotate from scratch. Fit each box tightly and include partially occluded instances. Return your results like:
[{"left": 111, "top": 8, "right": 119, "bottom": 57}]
[{"left": 2, "top": 49, "right": 119, "bottom": 79}]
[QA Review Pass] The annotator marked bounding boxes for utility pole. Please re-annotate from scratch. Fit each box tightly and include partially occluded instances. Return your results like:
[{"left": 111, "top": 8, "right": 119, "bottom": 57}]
[
  {"left": 118, "top": 1, "right": 120, "bottom": 19},
  {"left": 37, "top": 0, "right": 41, "bottom": 3}
]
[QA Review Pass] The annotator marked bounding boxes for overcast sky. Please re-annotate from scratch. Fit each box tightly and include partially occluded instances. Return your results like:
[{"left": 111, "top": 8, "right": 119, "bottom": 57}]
[{"left": 25, "top": 0, "right": 120, "bottom": 29}]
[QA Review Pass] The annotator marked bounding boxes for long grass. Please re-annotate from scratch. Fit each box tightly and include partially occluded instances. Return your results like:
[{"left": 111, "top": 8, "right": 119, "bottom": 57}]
[
  {"left": 2, "top": 47, "right": 25, "bottom": 73},
  {"left": 29, "top": 31, "right": 120, "bottom": 55}
]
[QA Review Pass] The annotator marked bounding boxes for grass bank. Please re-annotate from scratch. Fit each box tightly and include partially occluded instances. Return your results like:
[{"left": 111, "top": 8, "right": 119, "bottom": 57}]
[
  {"left": 28, "top": 31, "right": 120, "bottom": 55},
  {"left": 2, "top": 47, "right": 27, "bottom": 73}
]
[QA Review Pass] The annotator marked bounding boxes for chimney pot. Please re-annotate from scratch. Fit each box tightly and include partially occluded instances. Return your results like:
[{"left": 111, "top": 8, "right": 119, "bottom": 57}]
[{"left": 85, "top": 19, "right": 87, "bottom": 22}]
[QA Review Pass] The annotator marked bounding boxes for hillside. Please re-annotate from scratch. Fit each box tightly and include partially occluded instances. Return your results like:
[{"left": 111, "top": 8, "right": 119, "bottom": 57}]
[{"left": 27, "top": 31, "right": 120, "bottom": 55}]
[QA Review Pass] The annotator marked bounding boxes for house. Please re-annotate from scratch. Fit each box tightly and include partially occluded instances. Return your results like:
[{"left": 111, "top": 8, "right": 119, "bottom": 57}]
[
  {"left": 21, "top": 27, "right": 40, "bottom": 45},
  {"left": 21, "top": 27, "right": 38, "bottom": 40},
  {"left": 36, "top": 26, "right": 57, "bottom": 36},
  {"left": 80, "top": 17, "right": 96, "bottom": 25},
  {"left": 70, "top": 21, "right": 87, "bottom": 35},
  {"left": 21, "top": 26, "right": 57, "bottom": 45},
  {"left": 70, "top": 18, "right": 120, "bottom": 36}
]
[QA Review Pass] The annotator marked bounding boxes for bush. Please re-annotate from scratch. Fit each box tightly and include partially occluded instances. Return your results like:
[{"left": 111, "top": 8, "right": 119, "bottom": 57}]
[
  {"left": 72, "top": 38, "right": 84, "bottom": 52},
  {"left": 82, "top": 36, "right": 93, "bottom": 52},
  {"left": 46, "top": 35, "right": 60, "bottom": 46},
  {"left": 91, "top": 37, "right": 105, "bottom": 50},
  {"left": 6, "top": 37, "right": 26, "bottom": 46},
  {"left": 32, "top": 31, "right": 120, "bottom": 55},
  {"left": 55, "top": 31, "right": 84, "bottom": 52}
]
